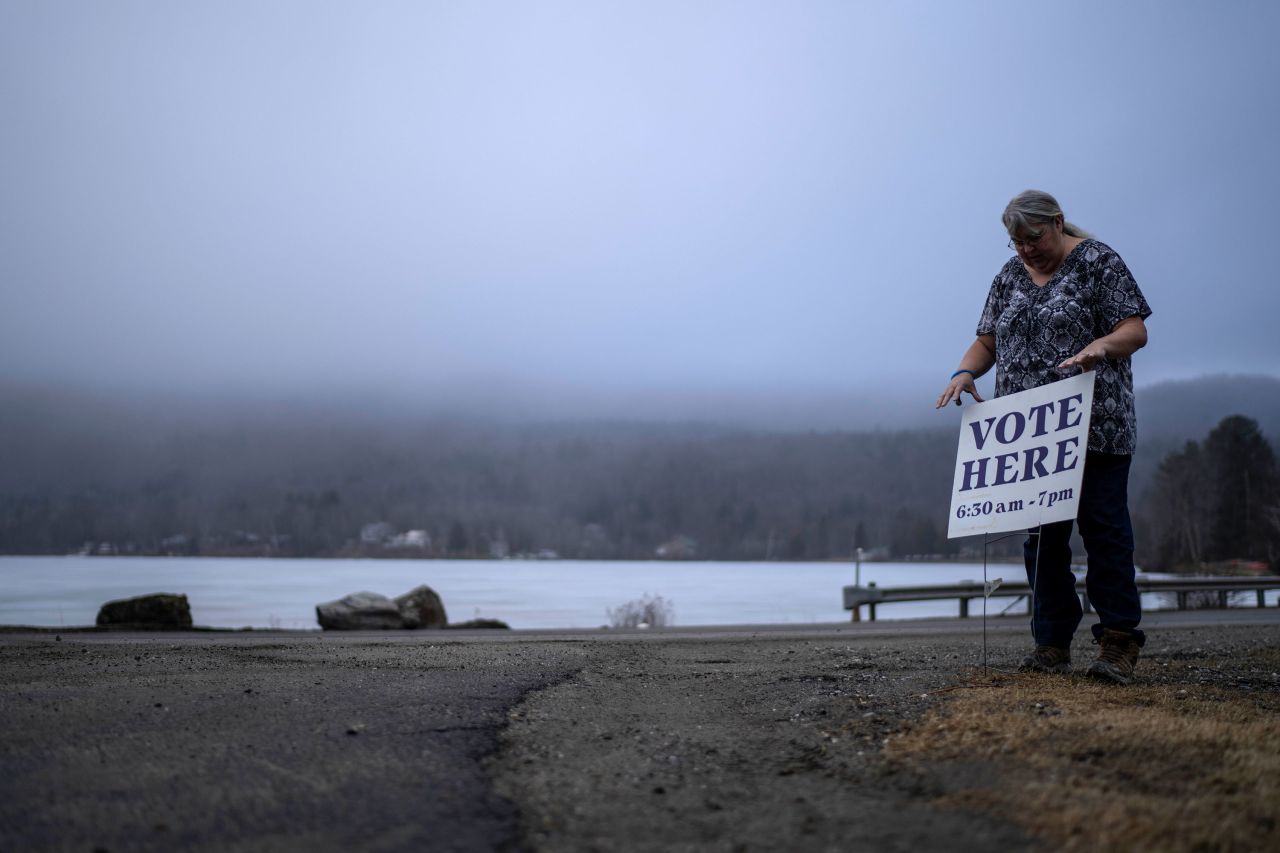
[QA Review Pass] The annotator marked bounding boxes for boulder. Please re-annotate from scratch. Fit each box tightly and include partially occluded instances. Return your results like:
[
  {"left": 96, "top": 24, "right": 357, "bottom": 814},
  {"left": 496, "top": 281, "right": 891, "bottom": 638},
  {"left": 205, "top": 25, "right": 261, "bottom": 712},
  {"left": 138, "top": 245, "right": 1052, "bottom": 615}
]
[
  {"left": 315, "top": 592, "right": 404, "bottom": 630},
  {"left": 394, "top": 585, "right": 448, "bottom": 629},
  {"left": 96, "top": 593, "right": 192, "bottom": 629},
  {"left": 446, "top": 618, "right": 510, "bottom": 630}
]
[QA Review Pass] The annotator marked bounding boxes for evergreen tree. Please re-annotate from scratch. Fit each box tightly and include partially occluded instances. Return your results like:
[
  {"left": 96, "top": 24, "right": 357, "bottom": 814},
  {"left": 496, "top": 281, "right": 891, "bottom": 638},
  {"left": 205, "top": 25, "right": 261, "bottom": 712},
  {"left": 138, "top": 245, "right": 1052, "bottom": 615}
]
[{"left": 1203, "top": 415, "right": 1279, "bottom": 564}]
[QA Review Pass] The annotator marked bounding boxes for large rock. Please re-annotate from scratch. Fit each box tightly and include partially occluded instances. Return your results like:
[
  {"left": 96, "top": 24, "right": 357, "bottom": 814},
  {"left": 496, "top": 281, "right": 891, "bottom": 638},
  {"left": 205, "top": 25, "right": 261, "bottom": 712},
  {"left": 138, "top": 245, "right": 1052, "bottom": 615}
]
[
  {"left": 446, "top": 618, "right": 509, "bottom": 630},
  {"left": 395, "top": 585, "right": 448, "bottom": 629},
  {"left": 315, "top": 592, "right": 404, "bottom": 630},
  {"left": 96, "top": 593, "right": 192, "bottom": 629}
]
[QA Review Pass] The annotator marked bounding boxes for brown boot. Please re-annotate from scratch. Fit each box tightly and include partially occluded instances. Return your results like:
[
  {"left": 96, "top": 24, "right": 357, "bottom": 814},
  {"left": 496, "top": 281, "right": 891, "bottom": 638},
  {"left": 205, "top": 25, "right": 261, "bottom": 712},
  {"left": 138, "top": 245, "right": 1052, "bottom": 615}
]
[
  {"left": 1019, "top": 645, "right": 1072, "bottom": 674},
  {"left": 1087, "top": 628, "right": 1141, "bottom": 685}
]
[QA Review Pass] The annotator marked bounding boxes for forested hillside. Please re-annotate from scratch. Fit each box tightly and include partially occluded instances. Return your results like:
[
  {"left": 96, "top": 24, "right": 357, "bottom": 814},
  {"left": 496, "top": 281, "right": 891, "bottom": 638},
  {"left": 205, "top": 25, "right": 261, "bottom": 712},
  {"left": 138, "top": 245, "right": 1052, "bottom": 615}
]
[
  {"left": 0, "top": 411, "right": 959, "bottom": 561},
  {"left": 2, "top": 376, "right": 1277, "bottom": 566}
]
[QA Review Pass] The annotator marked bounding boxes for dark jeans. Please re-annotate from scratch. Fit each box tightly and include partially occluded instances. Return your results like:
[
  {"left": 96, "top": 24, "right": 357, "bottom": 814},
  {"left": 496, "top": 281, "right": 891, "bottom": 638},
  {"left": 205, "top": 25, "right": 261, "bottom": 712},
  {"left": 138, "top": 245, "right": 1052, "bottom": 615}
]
[{"left": 1024, "top": 451, "right": 1145, "bottom": 649}]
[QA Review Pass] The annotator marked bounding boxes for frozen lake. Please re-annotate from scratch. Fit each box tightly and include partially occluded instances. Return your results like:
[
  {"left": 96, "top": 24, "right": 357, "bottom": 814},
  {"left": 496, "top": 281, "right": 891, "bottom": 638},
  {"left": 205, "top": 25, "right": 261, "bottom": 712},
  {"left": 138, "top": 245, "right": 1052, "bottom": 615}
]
[{"left": 0, "top": 556, "right": 1240, "bottom": 630}]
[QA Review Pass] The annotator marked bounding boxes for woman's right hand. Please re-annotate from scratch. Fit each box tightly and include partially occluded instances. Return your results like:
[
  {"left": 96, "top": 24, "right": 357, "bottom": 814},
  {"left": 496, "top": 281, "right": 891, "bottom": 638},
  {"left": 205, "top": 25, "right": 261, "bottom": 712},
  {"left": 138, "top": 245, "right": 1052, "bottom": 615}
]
[
  {"left": 938, "top": 337, "right": 995, "bottom": 408},
  {"left": 935, "top": 373, "right": 984, "bottom": 408}
]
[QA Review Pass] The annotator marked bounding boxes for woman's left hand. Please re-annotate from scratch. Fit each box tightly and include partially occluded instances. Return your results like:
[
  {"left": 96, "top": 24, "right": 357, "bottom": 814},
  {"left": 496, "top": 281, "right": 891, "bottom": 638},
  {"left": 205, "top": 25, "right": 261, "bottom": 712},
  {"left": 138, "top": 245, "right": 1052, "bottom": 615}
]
[
  {"left": 1059, "top": 317, "right": 1148, "bottom": 372},
  {"left": 1058, "top": 343, "right": 1108, "bottom": 372}
]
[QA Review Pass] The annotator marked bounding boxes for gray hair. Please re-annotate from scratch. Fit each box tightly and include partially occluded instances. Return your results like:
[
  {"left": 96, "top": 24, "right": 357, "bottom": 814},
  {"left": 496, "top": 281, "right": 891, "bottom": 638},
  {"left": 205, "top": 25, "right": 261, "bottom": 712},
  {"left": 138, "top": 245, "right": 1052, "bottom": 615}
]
[{"left": 1002, "top": 189, "right": 1090, "bottom": 240}]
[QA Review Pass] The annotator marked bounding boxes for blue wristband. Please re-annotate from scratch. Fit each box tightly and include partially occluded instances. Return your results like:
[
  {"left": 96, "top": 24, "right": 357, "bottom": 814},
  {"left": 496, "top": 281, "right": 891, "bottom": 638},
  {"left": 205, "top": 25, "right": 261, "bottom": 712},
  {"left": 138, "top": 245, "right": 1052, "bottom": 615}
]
[{"left": 950, "top": 369, "right": 975, "bottom": 380}]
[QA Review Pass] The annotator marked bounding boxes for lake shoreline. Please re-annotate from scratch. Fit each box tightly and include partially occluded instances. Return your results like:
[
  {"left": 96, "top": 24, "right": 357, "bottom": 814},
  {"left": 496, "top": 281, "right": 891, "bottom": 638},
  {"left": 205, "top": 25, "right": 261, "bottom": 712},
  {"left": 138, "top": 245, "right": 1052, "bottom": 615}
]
[{"left": 0, "top": 556, "right": 1049, "bottom": 631}]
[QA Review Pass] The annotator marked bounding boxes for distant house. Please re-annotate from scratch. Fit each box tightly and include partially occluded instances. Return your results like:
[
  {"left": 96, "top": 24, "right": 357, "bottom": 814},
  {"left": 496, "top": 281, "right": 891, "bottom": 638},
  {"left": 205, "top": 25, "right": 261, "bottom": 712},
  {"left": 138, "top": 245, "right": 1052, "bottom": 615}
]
[
  {"left": 360, "top": 522, "right": 396, "bottom": 545},
  {"left": 388, "top": 529, "right": 430, "bottom": 550}
]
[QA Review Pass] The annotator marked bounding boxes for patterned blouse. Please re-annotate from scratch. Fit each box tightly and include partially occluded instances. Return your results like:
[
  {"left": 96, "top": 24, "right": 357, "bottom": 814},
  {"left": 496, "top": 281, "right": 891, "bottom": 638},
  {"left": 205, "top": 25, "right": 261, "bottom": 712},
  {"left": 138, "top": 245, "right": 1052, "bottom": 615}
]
[{"left": 976, "top": 239, "right": 1152, "bottom": 454}]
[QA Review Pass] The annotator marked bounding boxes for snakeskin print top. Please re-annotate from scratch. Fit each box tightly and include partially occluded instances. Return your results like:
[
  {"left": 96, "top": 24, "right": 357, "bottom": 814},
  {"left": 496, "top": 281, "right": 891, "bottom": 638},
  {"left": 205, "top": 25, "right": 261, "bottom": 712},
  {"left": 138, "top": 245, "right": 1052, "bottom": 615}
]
[{"left": 977, "top": 239, "right": 1152, "bottom": 454}]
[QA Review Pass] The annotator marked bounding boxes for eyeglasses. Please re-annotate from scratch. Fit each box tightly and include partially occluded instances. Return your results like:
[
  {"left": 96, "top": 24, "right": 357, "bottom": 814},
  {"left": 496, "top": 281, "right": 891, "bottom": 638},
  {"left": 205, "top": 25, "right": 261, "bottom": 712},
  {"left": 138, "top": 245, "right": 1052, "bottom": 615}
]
[{"left": 1007, "top": 231, "right": 1046, "bottom": 251}]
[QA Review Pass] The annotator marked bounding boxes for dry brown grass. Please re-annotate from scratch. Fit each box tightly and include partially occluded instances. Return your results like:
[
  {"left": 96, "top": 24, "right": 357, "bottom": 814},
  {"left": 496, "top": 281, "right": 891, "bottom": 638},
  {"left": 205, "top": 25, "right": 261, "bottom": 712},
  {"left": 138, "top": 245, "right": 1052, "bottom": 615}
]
[{"left": 887, "top": 648, "right": 1280, "bottom": 852}]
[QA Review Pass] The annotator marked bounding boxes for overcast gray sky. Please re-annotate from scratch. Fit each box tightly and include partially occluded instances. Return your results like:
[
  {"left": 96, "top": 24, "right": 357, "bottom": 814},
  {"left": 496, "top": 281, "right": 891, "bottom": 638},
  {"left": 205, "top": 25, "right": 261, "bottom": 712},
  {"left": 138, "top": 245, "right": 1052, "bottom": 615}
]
[{"left": 2, "top": 1, "right": 1277, "bottom": 426}]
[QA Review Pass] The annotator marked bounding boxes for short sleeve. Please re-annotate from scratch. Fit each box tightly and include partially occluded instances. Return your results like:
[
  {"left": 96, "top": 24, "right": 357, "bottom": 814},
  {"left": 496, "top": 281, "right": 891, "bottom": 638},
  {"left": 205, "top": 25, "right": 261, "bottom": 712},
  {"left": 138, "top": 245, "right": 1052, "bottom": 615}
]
[
  {"left": 976, "top": 273, "right": 1004, "bottom": 336},
  {"left": 1094, "top": 247, "right": 1152, "bottom": 332}
]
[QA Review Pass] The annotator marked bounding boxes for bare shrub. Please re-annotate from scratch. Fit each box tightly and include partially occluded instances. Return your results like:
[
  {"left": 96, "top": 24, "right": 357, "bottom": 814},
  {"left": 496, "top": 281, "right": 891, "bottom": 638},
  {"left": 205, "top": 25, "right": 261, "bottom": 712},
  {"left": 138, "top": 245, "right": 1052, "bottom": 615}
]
[
  {"left": 1161, "top": 590, "right": 1246, "bottom": 610},
  {"left": 1185, "top": 590, "right": 1225, "bottom": 609},
  {"left": 607, "top": 594, "right": 674, "bottom": 629}
]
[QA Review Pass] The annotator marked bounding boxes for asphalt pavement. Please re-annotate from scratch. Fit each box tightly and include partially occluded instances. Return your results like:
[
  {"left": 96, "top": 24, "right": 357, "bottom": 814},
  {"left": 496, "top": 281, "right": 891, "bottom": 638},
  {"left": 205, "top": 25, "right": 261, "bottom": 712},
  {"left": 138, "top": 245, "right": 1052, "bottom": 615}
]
[{"left": 1, "top": 608, "right": 1275, "bottom": 852}]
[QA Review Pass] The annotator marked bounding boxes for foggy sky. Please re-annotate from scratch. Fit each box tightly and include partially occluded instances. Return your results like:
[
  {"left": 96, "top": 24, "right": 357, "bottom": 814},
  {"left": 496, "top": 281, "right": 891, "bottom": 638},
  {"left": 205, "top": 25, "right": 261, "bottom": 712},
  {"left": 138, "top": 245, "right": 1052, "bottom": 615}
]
[{"left": 3, "top": 1, "right": 1278, "bottom": 427}]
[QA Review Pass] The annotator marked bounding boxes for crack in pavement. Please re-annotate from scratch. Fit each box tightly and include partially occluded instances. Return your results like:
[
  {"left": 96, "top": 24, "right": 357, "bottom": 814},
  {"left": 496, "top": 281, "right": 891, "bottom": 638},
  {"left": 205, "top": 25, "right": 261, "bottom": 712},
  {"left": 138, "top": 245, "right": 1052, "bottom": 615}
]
[{"left": 489, "top": 635, "right": 1032, "bottom": 852}]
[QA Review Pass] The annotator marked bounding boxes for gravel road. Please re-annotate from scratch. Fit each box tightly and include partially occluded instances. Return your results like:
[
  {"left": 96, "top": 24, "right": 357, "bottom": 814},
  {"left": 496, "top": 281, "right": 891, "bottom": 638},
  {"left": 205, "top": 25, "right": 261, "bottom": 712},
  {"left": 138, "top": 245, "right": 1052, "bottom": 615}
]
[{"left": 1, "top": 611, "right": 1276, "bottom": 852}]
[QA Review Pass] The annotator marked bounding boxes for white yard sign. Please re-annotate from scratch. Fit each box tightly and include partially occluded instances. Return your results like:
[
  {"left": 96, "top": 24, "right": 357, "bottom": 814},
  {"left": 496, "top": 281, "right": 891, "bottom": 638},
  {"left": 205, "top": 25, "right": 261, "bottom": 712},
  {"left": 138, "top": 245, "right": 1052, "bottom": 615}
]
[{"left": 947, "top": 371, "right": 1096, "bottom": 538}]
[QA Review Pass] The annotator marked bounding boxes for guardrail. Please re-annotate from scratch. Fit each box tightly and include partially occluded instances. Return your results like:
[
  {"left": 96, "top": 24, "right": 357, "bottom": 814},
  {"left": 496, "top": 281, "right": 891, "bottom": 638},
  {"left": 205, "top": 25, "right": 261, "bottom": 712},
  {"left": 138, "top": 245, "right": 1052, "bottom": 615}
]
[{"left": 842, "top": 575, "right": 1280, "bottom": 621}]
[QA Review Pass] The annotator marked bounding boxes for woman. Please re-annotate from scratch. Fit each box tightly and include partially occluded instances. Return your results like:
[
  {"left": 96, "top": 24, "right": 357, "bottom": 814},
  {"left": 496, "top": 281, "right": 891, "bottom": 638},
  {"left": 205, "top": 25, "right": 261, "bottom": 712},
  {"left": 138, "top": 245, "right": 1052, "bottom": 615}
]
[{"left": 936, "top": 189, "right": 1152, "bottom": 684}]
